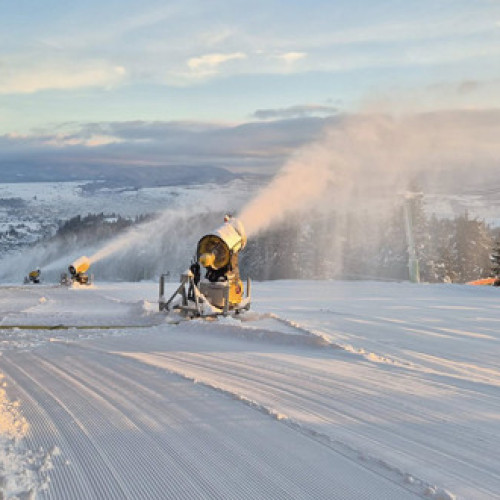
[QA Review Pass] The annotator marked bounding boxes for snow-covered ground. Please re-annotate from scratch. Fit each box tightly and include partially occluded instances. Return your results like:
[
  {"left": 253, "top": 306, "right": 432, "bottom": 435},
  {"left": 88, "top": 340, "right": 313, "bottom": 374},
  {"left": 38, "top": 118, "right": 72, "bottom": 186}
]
[
  {"left": 0, "top": 179, "right": 259, "bottom": 259},
  {"left": 0, "top": 180, "right": 497, "bottom": 253},
  {"left": 0, "top": 179, "right": 257, "bottom": 221},
  {"left": 0, "top": 280, "right": 499, "bottom": 499}
]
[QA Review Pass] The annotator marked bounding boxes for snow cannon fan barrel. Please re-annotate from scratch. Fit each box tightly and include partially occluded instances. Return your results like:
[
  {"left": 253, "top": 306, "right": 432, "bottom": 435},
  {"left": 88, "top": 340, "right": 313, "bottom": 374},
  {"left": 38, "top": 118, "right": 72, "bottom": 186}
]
[
  {"left": 69, "top": 256, "right": 90, "bottom": 276},
  {"left": 196, "top": 217, "right": 248, "bottom": 310},
  {"left": 197, "top": 218, "right": 247, "bottom": 270}
]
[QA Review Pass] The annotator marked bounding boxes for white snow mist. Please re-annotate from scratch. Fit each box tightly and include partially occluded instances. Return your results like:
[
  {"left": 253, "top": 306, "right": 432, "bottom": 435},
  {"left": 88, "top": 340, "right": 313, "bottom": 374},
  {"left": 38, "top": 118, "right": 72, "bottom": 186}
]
[{"left": 238, "top": 111, "right": 500, "bottom": 237}]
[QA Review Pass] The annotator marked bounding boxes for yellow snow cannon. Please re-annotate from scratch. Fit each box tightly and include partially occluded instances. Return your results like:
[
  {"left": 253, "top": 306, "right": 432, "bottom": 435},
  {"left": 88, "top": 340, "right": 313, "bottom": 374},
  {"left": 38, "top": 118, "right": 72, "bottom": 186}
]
[
  {"left": 159, "top": 216, "right": 251, "bottom": 317},
  {"left": 24, "top": 269, "right": 41, "bottom": 284},
  {"left": 68, "top": 256, "right": 92, "bottom": 285}
]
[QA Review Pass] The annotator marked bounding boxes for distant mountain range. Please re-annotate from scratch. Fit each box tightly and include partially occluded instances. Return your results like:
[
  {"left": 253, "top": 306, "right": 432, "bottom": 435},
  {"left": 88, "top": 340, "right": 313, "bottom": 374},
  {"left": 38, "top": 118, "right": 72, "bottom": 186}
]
[{"left": 0, "top": 163, "right": 241, "bottom": 189}]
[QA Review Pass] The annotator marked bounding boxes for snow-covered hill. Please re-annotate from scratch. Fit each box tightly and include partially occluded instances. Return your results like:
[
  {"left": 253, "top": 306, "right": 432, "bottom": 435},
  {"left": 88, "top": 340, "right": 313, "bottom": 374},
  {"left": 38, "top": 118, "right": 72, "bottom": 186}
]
[
  {"left": 0, "top": 179, "right": 258, "bottom": 261},
  {"left": 0, "top": 280, "right": 498, "bottom": 499}
]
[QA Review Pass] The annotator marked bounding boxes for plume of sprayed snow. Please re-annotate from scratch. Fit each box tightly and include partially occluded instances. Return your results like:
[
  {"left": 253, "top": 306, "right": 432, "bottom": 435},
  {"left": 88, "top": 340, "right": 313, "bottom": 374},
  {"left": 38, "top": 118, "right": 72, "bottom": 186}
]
[
  {"left": 86, "top": 209, "right": 229, "bottom": 281},
  {"left": 88, "top": 224, "right": 147, "bottom": 265},
  {"left": 238, "top": 111, "right": 500, "bottom": 237}
]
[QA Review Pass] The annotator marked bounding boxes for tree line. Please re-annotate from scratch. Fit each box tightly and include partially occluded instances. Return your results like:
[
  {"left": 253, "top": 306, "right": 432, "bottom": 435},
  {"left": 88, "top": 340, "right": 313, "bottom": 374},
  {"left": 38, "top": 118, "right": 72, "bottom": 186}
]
[
  {"left": 42, "top": 205, "right": 500, "bottom": 283},
  {"left": 241, "top": 196, "right": 500, "bottom": 283}
]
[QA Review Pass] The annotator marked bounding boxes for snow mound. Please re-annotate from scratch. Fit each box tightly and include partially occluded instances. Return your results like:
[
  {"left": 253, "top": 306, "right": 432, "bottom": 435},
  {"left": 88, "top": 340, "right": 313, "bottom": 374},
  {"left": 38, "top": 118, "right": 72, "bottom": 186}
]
[
  {"left": 129, "top": 300, "right": 157, "bottom": 317},
  {"left": 0, "top": 374, "right": 47, "bottom": 499}
]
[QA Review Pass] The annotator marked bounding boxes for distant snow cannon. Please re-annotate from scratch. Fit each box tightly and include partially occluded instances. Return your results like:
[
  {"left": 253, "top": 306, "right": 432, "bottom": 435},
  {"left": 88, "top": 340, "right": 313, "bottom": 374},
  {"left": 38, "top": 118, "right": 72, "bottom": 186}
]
[
  {"left": 24, "top": 268, "right": 41, "bottom": 284},
  {"left": 159, "top": 216, "right": 251, "bottom": 317},
  {"left": 66, "top": 256, "right": 93, "bottom": 286}
]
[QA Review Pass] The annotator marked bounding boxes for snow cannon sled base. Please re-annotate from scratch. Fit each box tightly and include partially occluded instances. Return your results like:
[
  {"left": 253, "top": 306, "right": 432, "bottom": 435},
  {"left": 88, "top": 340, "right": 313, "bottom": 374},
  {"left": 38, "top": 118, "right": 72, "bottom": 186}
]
[
  {"left": 159, "top": 271, "right": 251, "bottom": 318},
  {"left": 62, "top": 256, "right": 94, "bottom": 286}
]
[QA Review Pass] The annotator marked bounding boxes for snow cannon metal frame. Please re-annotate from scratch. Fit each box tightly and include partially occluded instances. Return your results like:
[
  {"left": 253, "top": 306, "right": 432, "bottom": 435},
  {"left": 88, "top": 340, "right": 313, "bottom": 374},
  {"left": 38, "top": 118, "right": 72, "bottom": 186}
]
[
  {"left": 159, "top": 218, "right": 251, "bottom": 318},
  {"left": 66, "top": 256, "right": 93, "bottom": 286}
]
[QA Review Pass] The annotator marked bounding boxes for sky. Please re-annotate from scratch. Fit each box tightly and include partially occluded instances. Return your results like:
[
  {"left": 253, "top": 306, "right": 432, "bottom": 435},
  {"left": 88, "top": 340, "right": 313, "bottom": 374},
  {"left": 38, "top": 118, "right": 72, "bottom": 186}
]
[{"left": 1, "top": 0, "right": 499, "bottom": 172}]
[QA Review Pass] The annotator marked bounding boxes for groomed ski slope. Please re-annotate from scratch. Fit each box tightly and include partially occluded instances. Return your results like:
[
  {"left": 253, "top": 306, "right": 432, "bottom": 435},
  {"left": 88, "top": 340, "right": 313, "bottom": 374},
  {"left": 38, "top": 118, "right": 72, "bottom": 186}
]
[{"left": 1, "top": 280, "right": 499, "bottom": 499}]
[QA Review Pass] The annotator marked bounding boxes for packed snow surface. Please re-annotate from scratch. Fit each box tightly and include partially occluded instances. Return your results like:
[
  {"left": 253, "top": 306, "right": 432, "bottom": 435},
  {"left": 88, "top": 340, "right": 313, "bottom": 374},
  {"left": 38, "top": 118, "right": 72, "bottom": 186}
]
[{"left": 0, "top": 280, "right": 499, "bottom": 499}]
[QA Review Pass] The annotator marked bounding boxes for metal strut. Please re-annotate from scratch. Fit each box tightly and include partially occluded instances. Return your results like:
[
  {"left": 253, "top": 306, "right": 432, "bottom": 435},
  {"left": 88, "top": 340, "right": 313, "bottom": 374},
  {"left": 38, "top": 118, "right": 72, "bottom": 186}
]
[{"left": 159, "top": 271, "right": 202, "bottom": 316}]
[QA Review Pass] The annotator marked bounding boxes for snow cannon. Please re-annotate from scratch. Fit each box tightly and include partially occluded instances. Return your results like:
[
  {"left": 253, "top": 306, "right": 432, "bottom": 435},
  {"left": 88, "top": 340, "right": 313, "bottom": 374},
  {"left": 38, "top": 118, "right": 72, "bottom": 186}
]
[
  {"left": 67, "top": 256, "right": 92, "bottom": 285},
  {"left": 24, "top": 269, "right": 41, "bottom": 284},
  {"left": 159, "top": 216, "right": 251, "bottom": 317}
]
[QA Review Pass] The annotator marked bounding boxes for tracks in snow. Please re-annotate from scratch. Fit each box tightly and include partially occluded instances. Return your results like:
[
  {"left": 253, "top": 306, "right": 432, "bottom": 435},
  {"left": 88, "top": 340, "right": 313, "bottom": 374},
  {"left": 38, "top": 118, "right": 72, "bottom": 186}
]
[
  {"left": 3, "top": 306, "right": 499, "bottom": 499},
  {"left": 0, "top": 340, "right": 423, "bottom": 500},
  {"left": 110, "top": 324, "right": 499, "bottom": 500}
]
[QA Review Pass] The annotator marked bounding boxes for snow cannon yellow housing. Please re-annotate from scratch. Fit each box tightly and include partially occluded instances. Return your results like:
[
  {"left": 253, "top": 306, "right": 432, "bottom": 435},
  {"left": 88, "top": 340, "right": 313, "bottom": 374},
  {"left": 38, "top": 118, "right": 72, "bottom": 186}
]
[
  {"left": 196, "top": 218, "right": 247, "bottom": 307},
  {"left": 159, "top": 216, "right": 251, "bottom": 317},
  {"left": 69, "top": 256, "right": 90, "bottom": 276},
  {"left": 68, "top": 256, "right": 92, "bottom": 285}
]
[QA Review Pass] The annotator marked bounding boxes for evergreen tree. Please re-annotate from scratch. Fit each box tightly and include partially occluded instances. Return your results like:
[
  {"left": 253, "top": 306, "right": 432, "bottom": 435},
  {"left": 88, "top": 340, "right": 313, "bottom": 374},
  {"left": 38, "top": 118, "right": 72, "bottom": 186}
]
[
  {"left": 490, "top": 239, "right": 500, "bottom": 277},
  {"left": 342, "top": 211, "right": 368, "bottom": 279},
  {"left": 310, "top": 211, "right": 340, "bottom": 279},
  {"left": 375, "top": 204, "right": 408, "bottom": 281},
  {"left": 431, "top": 217, "right": 457, "bottom": 283},
  {"left": 451, "top": 212, "right": 492, "bottom": 282}
]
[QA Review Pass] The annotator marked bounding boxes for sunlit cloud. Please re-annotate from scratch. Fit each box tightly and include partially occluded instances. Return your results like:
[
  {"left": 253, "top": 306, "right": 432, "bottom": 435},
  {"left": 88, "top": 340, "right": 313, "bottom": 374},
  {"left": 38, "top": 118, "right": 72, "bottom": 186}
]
[
  {"left": 164, "top": 52, "right": 248, "bottom": 86},
  {"left": 0, "top": 63, "right": 126, "bottom": 94},
  {"left": 44, "top": 134, "right": 124, "bottom": 147},
  {"left": 4, "top": 131, "right": 123, "bottom": 148},
  {"left": 169, "top": 50, "right": 308, "bottom": 85},
  {"left": 187, "top": 52, "right": 247, "bottom": 71},
  {"left": 276, "top": 52, "right": 307, "bottom": 63}
]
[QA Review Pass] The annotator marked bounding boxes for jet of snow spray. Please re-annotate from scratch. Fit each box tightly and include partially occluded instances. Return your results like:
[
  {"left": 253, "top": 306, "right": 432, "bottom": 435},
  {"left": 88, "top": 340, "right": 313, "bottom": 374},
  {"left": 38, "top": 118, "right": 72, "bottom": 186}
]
[
  {"left": 88, "top": 225, "right": 144, "bottom": 265},
  {"left": 238, "top": 111, "right": 500, "bottom": 238},
  {"left": 85, "top": 209, "right": 203, "bottom": 269},
  {"left": 0, "top": 209, "right": 225, "bottom": 283}
]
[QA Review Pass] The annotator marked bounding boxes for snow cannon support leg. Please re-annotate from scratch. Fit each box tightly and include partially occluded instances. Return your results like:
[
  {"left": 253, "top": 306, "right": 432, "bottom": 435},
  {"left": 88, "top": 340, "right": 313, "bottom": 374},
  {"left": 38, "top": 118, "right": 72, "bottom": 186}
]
[
  {"left": 159, "top": 271, "right": 203, "bottom": 316},
  {"left": 159, "top": 273, "right": 188, "bottom": 312},
  {"left": 159, "top": 274, "right": 169, "bottom": 310}
]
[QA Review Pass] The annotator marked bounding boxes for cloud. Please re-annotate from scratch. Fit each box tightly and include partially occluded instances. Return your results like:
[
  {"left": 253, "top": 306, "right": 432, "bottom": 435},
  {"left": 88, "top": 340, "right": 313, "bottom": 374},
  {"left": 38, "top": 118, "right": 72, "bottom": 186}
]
[
  {"left": 2, "top": 110, "right": 500, "bottom": 190},
  {"left": 163, "top": 51, "right": 248, "bottom": 86},
  {"left": 161, "top": 52, "right": 249, "bottom": 85},
  {"left": 43, "top": 133, "right": 124, "bottom": 148},
  {"left": 253, "top": 105, "right": 338, "bottom": 120},
  {"left": 187, "top": 52, "right": 247, "bottom": 72},
  {"left": 275, "top": 52, "right": 307, "bottom": 63},
  {"left": 0, "top": 62, "right": 126, "bottom": 94},
  {"left": 2, "top": 2, "right": 498, "bottom": 99},
  {"left": 0, "top": 117, "right": 331, "bottom": 172}
]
